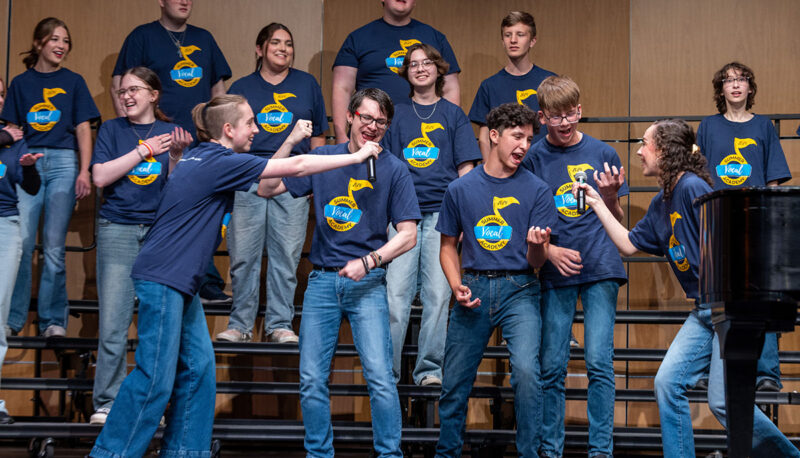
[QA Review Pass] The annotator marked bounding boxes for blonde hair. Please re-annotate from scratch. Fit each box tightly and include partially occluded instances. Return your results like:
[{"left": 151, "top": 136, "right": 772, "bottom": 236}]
[
  {"left": 191, "top": 94, "right": 248, "bottom": 142},
  {"left": 537, "top": 75, "right": 580, "bottom": 114}
]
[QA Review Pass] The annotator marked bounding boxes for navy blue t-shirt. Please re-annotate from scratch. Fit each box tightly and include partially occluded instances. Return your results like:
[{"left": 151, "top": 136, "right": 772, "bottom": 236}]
[
  {"left": 0, "top": 139, "right": 30, "bottom": 216},
  {"left": 91, "top": 118, "right": 179, "bottom": 224},
  {"left": 522, "top": 134, "right": 629, "bottom": 288},
  {"left": 283, "top": 142, "right": 421, "bottom": 267},
  {"left": 131, "top": 142, "right": 268, "bottom": 296},
  {"left": 628, "top": 173, "right": 712, "bottom": 305},
  {"left": 468, "top": 66, "right": 556, "bottom": 143},
  {"left": 1, "top": 68, "right": 100, "bottom": 149},
  {"left": 437, "top": 165, "right": 557, "bottom": 271},
  {"left": 228, "top": 69, "right": 327, "bottom": 157},
  {"left": 114, "top": 21, "right": 232, "bottom": 134},
  {"left": 333, "top": 19, "right": 460, "bottom": 104},
  {"left": 382, "top": 99, "right": 481, "bottom": 211},
  {"left": 697, "top": 114, "right": 791, "bottom": 189}
]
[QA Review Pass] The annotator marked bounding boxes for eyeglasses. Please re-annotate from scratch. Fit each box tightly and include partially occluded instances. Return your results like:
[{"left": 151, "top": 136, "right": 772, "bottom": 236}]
[
  {"left": 116, "top": 86, "right": 150, "bottom": 97},
  {"left": 354, "top": 111, "right": 388, "bottom": 129},
  {"left": 722, "top": 76, "right": 749, "bottom": 85},
  {"left": 542, "top": 109, "right": 581, "bottom": 127},
  {"left": 408, "top": 59, "right": 434, "bottom": 70}
]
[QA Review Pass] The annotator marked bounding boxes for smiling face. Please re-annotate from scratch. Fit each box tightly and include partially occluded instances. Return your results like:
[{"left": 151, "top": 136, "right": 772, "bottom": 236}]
[
  {"left": 119, "top": 74, "right": 157, "bottom": 122},
  {"left": 347, "top": 97, "right": 388, "bottom": 150},
  {"left": 257, "top": 28, "right": 293, "bottom": 73},
  {"left": 36, "top": 26, "right": 70, "bottom": 69},
  {"left": 491, "top": 124, "right": 533, "bottom": 173},
  {"left": 637, "top": 125, "right": 661, "bottom": 177},
  {"left": 502, "top": 22, "right": 536, "bottom": 59},
  {"left": 228, "top": 103, "right": 259, "bottom": 153},
  {"left": 406, "top": 48, "right": 436, "bottom": 91}
]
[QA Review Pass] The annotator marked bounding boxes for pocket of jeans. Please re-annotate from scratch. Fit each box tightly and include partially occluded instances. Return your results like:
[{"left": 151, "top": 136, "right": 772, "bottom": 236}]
[
  {"left": 462, "top": 273, "right": 478, "bottom": 287},
  {"left": 97, "top": 217, "right": 111, "bottom": 227},
  {"left": 509, "top": 274, "right": 539, "bottom": 292}
]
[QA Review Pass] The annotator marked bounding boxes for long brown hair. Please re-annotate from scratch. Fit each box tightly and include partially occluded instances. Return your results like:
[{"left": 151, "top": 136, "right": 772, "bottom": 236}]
[
  {"left": 652, "top": 119, "right": 712, "bottom": 200},
  {"left": 22, "top": 17, "right": 72, "bottom": 69},
  {"left": 121, "top": 67, "right": 171, "bottom": 122},
  {"left": 255, "top": 23, "right": 294, "bottom": 72}
]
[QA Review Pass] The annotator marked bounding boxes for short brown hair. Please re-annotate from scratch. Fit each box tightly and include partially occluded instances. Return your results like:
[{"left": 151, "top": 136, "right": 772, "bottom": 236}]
[
  {"left": 192, "top": 94, "right": 248, "bottom": 142},
  {"left": 501, "top": 11, "right": 536, "bottom": 38},
  {"left": 398, "top": 43, "right": 449, "bottom": 98},
  {"left": 537, "top": 75, "right": 580, "bottom": 114},
  {"left": 712, "top": 62, "right": 756, "bottom": 114}
]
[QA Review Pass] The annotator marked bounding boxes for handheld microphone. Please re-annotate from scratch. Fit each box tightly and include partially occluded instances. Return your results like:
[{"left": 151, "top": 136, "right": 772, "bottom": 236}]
[
  {"left": 367, "top": 156, "right": 376, "bottom": 182},
  {"left": 575, "top": 170, "right": 587, "bottom": 214}
]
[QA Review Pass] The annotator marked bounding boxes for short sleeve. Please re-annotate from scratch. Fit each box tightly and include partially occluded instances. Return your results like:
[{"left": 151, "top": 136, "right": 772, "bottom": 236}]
[
  {"left": 208, "top": 34, "right": 232, "bottom": 84},
  {"left": 763, "top": 121, "right": 791, "bottom": 184},
  {"left": 528, "top": 180, "right": 557, "bottom": 231},
  {"left": 72, "top": 75, "right": 101, "bottom": 125},
  {"left": 628, "top": 200, "right": 663, "bottom": 256},
  {"left": 452, "top": 108, "right": 481, "bottom": 166},
  {"left": 213, "top": 154, "right": 268, "bottom": 192},
  {"left": 696, "top": 119, "right": 708, "bottom": 159},
  {"left": 1, "top": 79, "right": 24, "bottom": 126},
  {"left": 333, "top": 33, "right": 359, "bottom": 68},
  {"left": 435, "top": 185, "right": 461, "bottom": 236},
  {"left": 113, "top": 29, "right": 145, "bottom": 76},
  {"left": 283, "top": 175, "right": 312, "bottom": 198},
  {"left": 311, "top": 80, "right": 328, "bottom": 137},
  {"left": 435, "top": 30, "right": 460, "bottom": 74},
  {"left": 468, "top": 82, "right": 490, "bottom": 125},
  {"left": 90, "top": 122, "right": 115, "bottom": 167}
]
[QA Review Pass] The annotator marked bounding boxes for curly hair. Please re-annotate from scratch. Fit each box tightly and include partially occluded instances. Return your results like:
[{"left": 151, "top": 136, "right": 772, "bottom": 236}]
[
  {"left": 486, "top": 102, "right": 538, "bottom": 135},
  {"left": 651, "top": 119, "right": 712, "bottom": 200},
  {"left": 712, "top": 62, "right": 756, "bottom": 114}
]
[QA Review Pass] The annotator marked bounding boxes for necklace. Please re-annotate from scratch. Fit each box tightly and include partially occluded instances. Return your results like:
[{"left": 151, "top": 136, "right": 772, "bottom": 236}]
[
  {"left": 411, "top": 97, "right": 439, "bottom": 120},
  {"left": 130, "top": 120, "right": 156, "bottom": 151},
  {"left": 162, "top": 24, "right": 186, "bottom": 58}
]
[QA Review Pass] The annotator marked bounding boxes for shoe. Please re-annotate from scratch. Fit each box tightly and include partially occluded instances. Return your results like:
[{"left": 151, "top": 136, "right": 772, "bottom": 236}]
[
  {"left": 0, "top": 411, "right": 13, "bottom": 424},
  {"left": 215, "top": 329, "right": 252, "bottom": 343},
  {"left": 569, "top": 334, "right": 580, "bottom": 348},
  {"left": 694, "top": 378, "right": 709, "bottom": 391},
  {"left": 199, "top": 284, "right": 233, "bottom": 306},
  {"left": 90, "top": 407, "right": 110, "bottom": 425},
  {"left": 757, "top": 378, "right": 781, "bottom": 392},
  {"left": 43, "top": 325, "right": 66, "bottom": 338},
  {"left": 420, "top": 375, "right": 442, "bottom": 386},
  {"left": 4, "top": 326, "right": 17, "bottom": 337},
  {"left": 706, "top": 451, "right": 724, "bottom": 458},
  {"left": 268, "top": 329, "right": 299, "bottom": 344}
]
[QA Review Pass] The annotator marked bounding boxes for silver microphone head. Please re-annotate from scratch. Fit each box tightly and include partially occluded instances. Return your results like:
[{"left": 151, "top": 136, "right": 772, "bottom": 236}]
[{"left": 574, "top": 171, "right": 587, "bottom": 183}]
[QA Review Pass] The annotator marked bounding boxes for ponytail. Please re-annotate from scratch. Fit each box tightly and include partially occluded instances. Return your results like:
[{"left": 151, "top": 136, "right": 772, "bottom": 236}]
[
  {"left": 192, "top": 94, "right": 248, "bottom": 142},
  {"left": 22, "top": 17, "right": 71, "bottom": 69}
]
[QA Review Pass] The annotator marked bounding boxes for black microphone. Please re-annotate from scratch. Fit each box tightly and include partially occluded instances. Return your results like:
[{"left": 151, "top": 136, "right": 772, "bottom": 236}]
[
  {"left": 575, "top": 170, "right": 587, "bottom": 214},
  {"left": 367, "top": 156, "right": 376, "bottom": 182}
]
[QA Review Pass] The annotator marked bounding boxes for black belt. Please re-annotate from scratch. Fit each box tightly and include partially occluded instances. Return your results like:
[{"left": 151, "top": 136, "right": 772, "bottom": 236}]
[
  {"left": 313, "top": 265, "right": 344, "bottom": 272},
  {"left": 464, "top": 269, "right": 534, "bottom": 278}
]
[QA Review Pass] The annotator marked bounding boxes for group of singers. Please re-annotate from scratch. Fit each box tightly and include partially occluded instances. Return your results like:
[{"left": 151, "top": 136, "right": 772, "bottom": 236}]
[{"left": 0, "top": 1, "right": 795, "bottom": 457}]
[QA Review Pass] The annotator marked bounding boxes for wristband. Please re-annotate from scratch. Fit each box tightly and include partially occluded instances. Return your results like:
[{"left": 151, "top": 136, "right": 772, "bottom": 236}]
[
  {"left": 136, "top": 144, "right": 147, "bottom": 161},
  {"left": 369, "top": 251, "right": 382, "bottom": 268},
  {"left": 361, "top": 256, "right": 370, "bottom": 274},
  {"left": 141, "top": 142, "right": 154, "bottom": 159}
]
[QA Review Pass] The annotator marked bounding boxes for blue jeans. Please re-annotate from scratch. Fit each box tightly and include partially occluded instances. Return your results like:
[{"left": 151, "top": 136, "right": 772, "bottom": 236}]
[
  {"left": 93, "top": 219, "right": 150, "bottom": 411},
  {"left": 757, "top": 333, "right": 781, "bottom": 387},
  {"left": 0, "top": 216, "right": 23, "bottom": 413},
  {"left": 436, "top": 272, "right": 542, "bottom": 458},
  {"left": 227, "top": 184, "right": 308, "bottom": 334},
  {"left": 8, "top": 147, "right": 77, "bottom": 332},
  {"left": 654, "top": 308, "right": 799, "bottom": 458},
  {"left": 299, "top": 269, "right": 401, "bottom": 457},
  {"left": 539, "top": 280, "right": 618, "bottom": 457},
  {"left": 91, "top": 280, "right": 216, "bottom": 458},
  {"left": 386, "top": 212, "right": 451, "bottom": 384}
]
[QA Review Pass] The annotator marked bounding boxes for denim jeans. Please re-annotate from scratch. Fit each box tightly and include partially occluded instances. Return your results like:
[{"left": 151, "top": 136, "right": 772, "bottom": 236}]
[
  {"left": 386, "top": 212, "right": 451, "bottom": 384},
  {"left": 93, "top": 219, "right": 150, "bottom": 411},
  {"left": 654, "top": 308, "right": 799, "bottom": 458},
  {"left": 436, "top": 272, "right": 542, "bottom": 458},
  {"left": 8, "top": 147, "right": 77, "bottom": 332},
  {"left": 539, "top": 280, "right": 618, "bottom": 457},
  {"left": 0, "top": 216, "right": 23, "bottom": 413},
  {"left": 757, "top": 333, "right": 781, "bottom": 387},
  {"left": 227, "top": 183, "right": 309, "bottom": 334},
  {"left": 299, "top": 268, "right": 401, "bottom": 458},
  {"left": 91, "top": 280, "right": 215, "bottom": 458}
]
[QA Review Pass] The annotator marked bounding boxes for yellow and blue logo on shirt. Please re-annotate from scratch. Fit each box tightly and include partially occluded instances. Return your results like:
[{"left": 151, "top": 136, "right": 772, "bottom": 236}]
[
  {"left": 0, "top": 160, "right": 6, "bottom": 179},
  {"left": 403, "top": 122, "right": 443, "bottom": 168},
  {"left": 127, "top": 140, "right": 162, "bottom": 185},
  {"left": 475, "top": 196, "right": 518, "bottom": 251},
  {"left": 27, "top": 88, "right": 66, "bottom": 132},
  {"left": 324, "top": 178, "right": 373, "bottom": 232},
  {"left": 385, "top": 39, "right": 422, "bottom": 74},
  {"left": 516, "top": 89, "right": 536, "bottom": 105},
  {"left": 257, "top": 93, "right": 296, "bottom": 133},
  {"left": 716, "top": 137, "right": 754, "bottom": 186},
  {"left": 221, "top": 212, "right": 231, "bottom": 239},
  {"left": 554, "top": 164, "right": 594, "bottom": 217},
  {"left": 668, "top": 211, "right": 690, "bottom": 272},
  {"left": 171, "top": 45, "right": 203, "bottom": 88}
]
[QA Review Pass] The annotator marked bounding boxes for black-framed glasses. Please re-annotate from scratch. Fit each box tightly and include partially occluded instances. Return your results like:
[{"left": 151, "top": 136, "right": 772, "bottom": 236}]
[
  {"left": 542, "top": 109, "right": 581, "bottom": 127},
  {"left": 354, "top": 111, "right": 388, "bottom": 129},
  {"left": 116, "top": 86, "right": 150, "bottom": 97},
  {"left": 722, "top": 76, "right": 749, "bottom": 85}
]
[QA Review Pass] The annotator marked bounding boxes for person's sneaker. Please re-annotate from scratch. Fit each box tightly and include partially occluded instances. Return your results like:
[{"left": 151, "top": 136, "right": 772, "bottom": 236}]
[
  {"left": 43, "top": 325, "right": 66, "bottom": 338},
  {"left": 569, "top": 333, "right": 580, "bottom": 348},
  {"left": 420, "top": 375, "right": 442, "bottom": 386},
  {"left": 199, "top": 284, "right": 233, "bottom": 306},
  {"left": 756, "top": 378, "right": 781, "bottom": 392},
  {"left": 90, "top": 407, "right": 110, "bottom": 425},
  {"left": 0, "top": 411, "right": 14, "bottom": 424},
  {"left": 694, "top": 378, "right": 709, "bottom": 391},
  {"left": 215, "top": 329, "right": 252, "bottom": 343},
  {"left": 269, "top": 329, "right": 299, "bottom": 344}
]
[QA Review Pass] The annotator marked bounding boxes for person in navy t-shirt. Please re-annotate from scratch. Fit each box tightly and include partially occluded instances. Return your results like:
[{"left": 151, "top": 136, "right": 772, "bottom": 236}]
[
  {"left": 435, "top": 103, "right": 556, "bottom": 457},
  {"left": 469, "top": 12, "right": 556, "bottom": 159},
  {"left": 91, "top": 94, "right": 378, "bottom": 458},
  {"left": 219, "top": 23, "right": 328, "bottom": 345},
  {"left": 88, "top": 67, "right": 192, "bottom": 426},
  {"left": 381, "top": 43, "right": 480, "bottom": 387},
  {"left": 696, "top": 62, "right": 789, "bottom": 393},
  {"left": 2, "top": 18, "right": 100, "bottom": 338},
  {"left": 521, "top": 76, "right": 627, "bottom": 458},
  {"left": 260, "top": 88, "right": 421, "bottom": 457},
  {"left": 579, "top": 119, "right": 799, "bottom": 458},
  {"left": 332, "top": 0, "right": 460, "bottom": 143}
]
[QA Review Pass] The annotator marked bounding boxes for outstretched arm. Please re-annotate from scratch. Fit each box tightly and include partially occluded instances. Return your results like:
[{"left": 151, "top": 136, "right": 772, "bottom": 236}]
[
  {"left": 574, "top": 182, "right": 638, "bottom": 256},
  {"left": 594, "top": 162, "right": 626, "bottom": 221}
]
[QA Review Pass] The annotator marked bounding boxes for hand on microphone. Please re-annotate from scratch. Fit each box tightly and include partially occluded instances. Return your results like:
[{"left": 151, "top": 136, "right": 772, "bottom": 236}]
[
  {"left": 356, "top": 141, "right": 381, "bottom": 181},
  {"left": 571, "top": 180, "right": 602, "bottom": 208},
  {"left": 574, "top": 170, "right": 588, "bottom": 214}
]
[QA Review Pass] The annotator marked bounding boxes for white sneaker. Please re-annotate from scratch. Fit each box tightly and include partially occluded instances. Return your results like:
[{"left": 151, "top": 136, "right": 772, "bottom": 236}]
[
  {"left": 43, "top": 325, "right": 66, "bottom": 338},
  {"left": 215, "top": 328, "right": 252, "bottom": 342},
  {"left": 90, "top": 407, "right": 110, "bottom": 425},
  {"left": 268, "top": 329, "right": 299, "bottom": 344},
  {"left": 420, "top": 375, "right": 442, "bottom": 386}
]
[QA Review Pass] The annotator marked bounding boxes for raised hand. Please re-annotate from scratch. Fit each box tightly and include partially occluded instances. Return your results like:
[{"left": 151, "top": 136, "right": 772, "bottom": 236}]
[{"left": 594, "top": 161, "right": 625, "bottom": 200}]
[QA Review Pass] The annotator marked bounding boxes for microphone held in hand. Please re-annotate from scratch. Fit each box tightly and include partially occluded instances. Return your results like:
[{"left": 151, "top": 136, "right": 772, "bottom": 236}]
[
  {"left": 575, "top": 170, "right": 587, "bottom": 214},
  {"left": 367, "top": 156, "right": 376, "bottom": 182}
]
